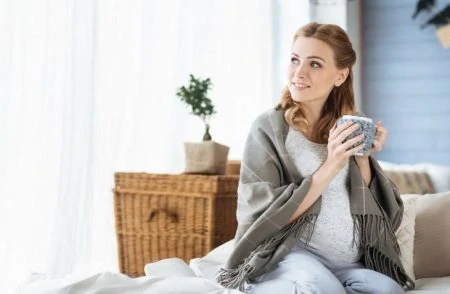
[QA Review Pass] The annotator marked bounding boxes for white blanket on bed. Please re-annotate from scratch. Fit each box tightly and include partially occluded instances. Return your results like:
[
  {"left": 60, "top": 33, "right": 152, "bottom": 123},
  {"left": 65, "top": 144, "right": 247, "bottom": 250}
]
[
  {"left": 16, "top": 257, "right": 242, "bottom": 294},
  {"left": 16, "top": 238, "right": 450, "bottom": 294}
]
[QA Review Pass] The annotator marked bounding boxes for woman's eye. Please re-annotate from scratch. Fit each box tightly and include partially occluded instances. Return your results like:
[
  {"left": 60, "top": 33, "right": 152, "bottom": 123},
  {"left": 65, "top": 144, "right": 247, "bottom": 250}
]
[
  {"left": 291, "top": 57, "right": 299, "bottom": 64},
  {"left": 311, "top": 61, "right": 321, "bottom": 68}
]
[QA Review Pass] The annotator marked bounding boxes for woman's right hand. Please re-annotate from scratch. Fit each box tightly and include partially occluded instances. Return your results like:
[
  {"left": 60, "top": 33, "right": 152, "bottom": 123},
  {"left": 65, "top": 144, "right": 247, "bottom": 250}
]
[
  {"left": 290, "top": 121, "right": 365, "bottom": 223},
  {"left": 326, "top": 121, "right": 365, "bottom": 171}
]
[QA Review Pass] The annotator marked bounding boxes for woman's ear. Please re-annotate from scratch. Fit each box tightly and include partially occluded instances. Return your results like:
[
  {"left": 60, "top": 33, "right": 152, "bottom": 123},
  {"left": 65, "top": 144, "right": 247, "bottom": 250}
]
[{"left": 335, "top": 68, "right": 349, "bottom": 87}]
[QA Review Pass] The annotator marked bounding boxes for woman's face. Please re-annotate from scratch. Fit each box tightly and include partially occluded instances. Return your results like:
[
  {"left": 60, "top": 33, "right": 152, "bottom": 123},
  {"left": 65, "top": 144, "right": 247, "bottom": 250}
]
[{"left": 288, "top": 36, "right": 347, "bottom": 107}]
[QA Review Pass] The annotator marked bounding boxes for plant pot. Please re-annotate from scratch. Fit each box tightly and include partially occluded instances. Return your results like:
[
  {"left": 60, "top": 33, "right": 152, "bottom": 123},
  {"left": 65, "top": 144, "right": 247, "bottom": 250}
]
[{"left": 183, "top": 141, "right": 230, "bottom": 175}]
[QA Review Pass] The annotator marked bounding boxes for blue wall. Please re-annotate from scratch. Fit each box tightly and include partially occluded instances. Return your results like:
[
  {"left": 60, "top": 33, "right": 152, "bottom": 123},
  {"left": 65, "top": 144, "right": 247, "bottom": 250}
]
[{"left": 362, "top": 0, "right": 450, "bottom": 165}]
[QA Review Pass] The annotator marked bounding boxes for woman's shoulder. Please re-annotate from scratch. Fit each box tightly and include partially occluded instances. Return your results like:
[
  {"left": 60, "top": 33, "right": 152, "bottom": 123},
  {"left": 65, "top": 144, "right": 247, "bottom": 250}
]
[{"left": 251, "top": 106, "right": 286, "bottom": 130}]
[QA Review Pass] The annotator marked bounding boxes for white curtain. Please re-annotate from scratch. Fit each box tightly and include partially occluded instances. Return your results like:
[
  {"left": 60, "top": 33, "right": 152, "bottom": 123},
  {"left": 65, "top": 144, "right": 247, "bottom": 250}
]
[{"left": 0, "top": 0, "right": 310, "bottom": 293}]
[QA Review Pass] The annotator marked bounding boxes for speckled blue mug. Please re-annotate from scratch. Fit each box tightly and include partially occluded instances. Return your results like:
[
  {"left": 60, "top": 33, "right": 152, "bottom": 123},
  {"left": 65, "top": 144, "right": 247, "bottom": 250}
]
[{"left": 336, "top": 115, "right": 376, "bottom": 156}]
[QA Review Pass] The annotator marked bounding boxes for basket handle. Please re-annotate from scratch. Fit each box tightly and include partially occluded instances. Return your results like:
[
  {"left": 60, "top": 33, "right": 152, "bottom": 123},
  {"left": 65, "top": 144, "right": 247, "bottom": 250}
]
[{"left": 147, "top": 209, "right": 179, "bottom": 223}]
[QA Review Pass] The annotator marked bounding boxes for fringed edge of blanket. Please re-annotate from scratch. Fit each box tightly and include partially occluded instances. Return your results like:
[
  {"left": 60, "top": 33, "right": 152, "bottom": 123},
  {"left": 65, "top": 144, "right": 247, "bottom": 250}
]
[
  {"left": 364, "top": 246, "right": 415, "bottom": 290},
  {"left": 352, "top": 214, "right": 399, "bottom": 254},
  {"left": 216, "top": 214, "right": 317, "bottom": 291},
  {"left": 353, "top": 214, "right": 415, "bottom": 290}
]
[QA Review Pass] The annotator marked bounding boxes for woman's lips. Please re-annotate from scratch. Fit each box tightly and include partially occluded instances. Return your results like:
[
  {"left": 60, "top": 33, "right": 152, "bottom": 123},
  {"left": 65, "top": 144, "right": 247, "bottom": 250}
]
[{"left": 291, "top": 82, "right": 310, "bottom": 90}]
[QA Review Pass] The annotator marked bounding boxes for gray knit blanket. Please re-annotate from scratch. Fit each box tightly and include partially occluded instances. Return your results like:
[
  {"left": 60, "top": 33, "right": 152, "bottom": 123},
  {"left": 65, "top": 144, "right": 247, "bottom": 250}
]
[{"left": 217, "top": 108, "right": 414, "bottom": 291}]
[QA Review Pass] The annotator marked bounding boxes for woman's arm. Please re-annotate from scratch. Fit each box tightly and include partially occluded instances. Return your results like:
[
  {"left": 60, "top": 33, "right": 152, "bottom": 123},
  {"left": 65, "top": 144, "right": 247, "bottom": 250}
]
[
  {"left": 355, "top": 156, "right": 372, "bottom": 186},
  {"left": 288, "top": 159, "right": 341, "bottom": 222},
  {"left": 234, "top": 113, "right": 311, "bottom": 242},
  {"left": 289, "top": 122, "right": 366, "bottom": 223}
]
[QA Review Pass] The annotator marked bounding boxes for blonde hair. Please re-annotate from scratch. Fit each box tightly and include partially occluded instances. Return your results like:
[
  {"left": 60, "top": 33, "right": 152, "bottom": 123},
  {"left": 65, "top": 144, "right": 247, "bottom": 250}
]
[{"left": 277, "top": 22, "right": 356, "bottom": 143}]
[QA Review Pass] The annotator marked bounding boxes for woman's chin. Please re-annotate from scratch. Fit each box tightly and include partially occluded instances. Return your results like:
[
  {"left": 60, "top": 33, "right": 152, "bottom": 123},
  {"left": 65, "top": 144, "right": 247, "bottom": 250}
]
[{"left": 291, "top": 95, "right": 305, "bottom": 103}]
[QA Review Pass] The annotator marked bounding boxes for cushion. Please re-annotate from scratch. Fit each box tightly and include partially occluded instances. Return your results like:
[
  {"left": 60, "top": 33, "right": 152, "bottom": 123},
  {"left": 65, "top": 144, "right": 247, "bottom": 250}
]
[
  {"left": 414, "top": 191, "right": 450, "bottom": 279},
  {"left": 384, "top": 170, "right": 435, "bottom": 194},
  {"left": 379, "top": 161, "right": 450, "bottom": 193},
  {"left": 410, "top": 276, "right": 450, "bottom": 292},
  {"left": 396, "top": 194, "right": 419, "bottom": 280}
]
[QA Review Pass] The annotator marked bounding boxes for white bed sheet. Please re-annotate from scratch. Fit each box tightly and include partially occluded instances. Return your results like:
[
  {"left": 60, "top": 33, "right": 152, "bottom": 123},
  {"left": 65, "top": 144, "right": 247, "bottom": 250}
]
[
  {"left": 16, "top": 257, "right": 242, "bottom": 294},
  {"left": 19, "top": 238, "right": 450, "bottom": 293}
]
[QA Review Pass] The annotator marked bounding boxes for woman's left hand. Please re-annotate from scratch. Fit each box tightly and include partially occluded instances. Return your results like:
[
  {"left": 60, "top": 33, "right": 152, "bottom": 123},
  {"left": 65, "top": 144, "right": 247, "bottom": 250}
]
[
  {"left": 361, "top": 120, "right": 387, "bottom": 157},
  {"left": 370, "top": 121, "right": 387, "bottom": 154}
]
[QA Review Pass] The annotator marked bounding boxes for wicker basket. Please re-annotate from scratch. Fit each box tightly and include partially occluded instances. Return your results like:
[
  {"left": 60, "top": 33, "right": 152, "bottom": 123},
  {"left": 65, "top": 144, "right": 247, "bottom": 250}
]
[{"left": 113, "top": 172, "right": 239, "bottom": 277}]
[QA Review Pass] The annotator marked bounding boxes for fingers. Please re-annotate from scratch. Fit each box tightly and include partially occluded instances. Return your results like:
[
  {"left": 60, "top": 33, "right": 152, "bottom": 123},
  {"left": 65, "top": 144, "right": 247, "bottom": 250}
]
[
  {"left": 328, "top": 118, "right": 388, "bottom": 161},
  {"left": 345, "top": 142, "right": 366, "bottom": 157},
  {"left": 339, "top": 134, "right": 365, "bottom": 154},
  {"left": 376, "top": 122, "right": 387, "bottom": 142},
  {"left": 328, "top": 121, "right": 363, "bottom": 160},
  {"left": 330, "top": 133, "right": 365, "bottom": 158},
  {"left": 372, "top": 140, "right": 382, "bottom": 152},
  {"left": 373, "top": 120, "right": 388, "bottom": 152},
  {"left": 329, "top": 121, "right": 352, "bottom": 142},
  {"left": 332, "top": 123, "right": 360, "bottom": 147},
  {"left": 341, "top": 134, "right": 364, "bottom": 151},
  {"left": 362, "top": 121, "right": 388, "bottom": 156}
]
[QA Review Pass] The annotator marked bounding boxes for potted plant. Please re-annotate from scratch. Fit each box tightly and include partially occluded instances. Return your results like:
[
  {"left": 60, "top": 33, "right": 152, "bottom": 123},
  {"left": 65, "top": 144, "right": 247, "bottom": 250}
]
[
  {"left": 176, "top": 74, "right": 215, "bottom": 141},
  {"left": 176, "top": 74, "right": 229, "bottom": 175}
]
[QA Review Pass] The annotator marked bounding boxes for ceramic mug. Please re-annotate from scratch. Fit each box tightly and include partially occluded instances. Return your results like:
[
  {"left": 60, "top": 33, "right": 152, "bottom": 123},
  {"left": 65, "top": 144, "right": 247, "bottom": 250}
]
[{"left": 336, "top": 115, "right": 376, "bottom": 156}]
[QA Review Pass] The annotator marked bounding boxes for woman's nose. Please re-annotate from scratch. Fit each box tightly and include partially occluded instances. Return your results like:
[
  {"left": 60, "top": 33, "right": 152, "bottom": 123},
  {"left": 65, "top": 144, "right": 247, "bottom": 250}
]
[{"left": 294, "top": 63, "right": 307, "bottom": 77}]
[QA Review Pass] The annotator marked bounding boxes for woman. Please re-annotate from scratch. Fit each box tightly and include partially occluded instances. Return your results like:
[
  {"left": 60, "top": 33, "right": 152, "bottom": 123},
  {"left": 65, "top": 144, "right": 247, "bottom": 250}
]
[{"left": 217, "top": 22, "right": 414, "bottom": 293}]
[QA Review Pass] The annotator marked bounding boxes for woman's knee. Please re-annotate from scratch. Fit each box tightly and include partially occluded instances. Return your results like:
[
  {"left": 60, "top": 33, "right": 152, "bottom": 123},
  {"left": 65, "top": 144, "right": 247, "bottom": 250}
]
[
  {"left": 341, "top": 269, "right": 404, "bottom": 294},
  {"left": 373, "top": 278, "right": 405, "bottom": 294}
]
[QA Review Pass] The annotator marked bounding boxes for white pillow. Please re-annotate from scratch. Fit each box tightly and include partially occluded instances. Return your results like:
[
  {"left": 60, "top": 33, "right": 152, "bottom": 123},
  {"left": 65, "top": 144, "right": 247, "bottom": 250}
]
[{"left": 396, "top": 194, "right": 419, "bottom": 281}]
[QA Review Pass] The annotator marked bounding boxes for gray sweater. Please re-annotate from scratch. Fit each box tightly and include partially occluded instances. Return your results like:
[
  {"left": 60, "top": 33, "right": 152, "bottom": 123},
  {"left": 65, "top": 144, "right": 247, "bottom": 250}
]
[{"left": 286, "top": 128, "right": 361, "bottom": 264}]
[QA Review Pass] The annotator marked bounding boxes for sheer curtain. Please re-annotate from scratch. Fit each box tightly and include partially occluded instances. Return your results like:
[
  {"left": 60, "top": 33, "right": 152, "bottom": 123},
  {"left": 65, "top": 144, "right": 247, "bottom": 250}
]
[{"left": 0, "top": 0, "right": 310, "bottom": 293}]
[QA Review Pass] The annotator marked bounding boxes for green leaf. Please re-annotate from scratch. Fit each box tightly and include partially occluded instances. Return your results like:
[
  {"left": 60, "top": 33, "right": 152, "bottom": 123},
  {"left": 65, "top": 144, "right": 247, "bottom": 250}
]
[{"left": 176, "top": 74, "right": 216, "bottom": 119}]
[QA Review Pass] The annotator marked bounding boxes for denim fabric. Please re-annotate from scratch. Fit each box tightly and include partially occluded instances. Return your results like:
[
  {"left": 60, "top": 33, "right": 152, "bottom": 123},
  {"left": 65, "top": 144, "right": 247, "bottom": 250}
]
[{"left": 246, "top": 245, "right": 405, "bottom": 294}]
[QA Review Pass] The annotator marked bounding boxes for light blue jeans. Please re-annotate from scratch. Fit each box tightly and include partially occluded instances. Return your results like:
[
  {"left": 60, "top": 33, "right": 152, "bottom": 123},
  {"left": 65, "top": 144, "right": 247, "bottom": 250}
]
[{"left": 246, "top": 246, "right": 405, "bottom": 294}]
